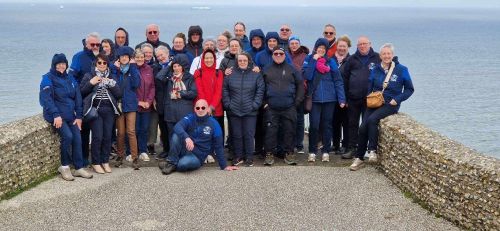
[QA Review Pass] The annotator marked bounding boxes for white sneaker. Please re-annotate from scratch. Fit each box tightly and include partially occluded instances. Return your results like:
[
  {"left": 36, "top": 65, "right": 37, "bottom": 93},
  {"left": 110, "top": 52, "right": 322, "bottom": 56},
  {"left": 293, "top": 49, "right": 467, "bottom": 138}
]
[
  {"left": 58, "top": 166, "right": 74, "bottom": 181},
  {"left": 350, "top": 158, "right": 365, "bottom": 171},
  {"left": 322, "top": 153, "right": 330, "bottom": 162},
  {"left": 206, "top": 154, "right": 215, "bottom": 163},
  {"left": 308, "top": 153, "right": 316, "bottom": 162},
  {"left": 139, "top": 153, "right": 150, "bottom": 162},
  {"left": 367, "top": 151, "right": 378, "bottom": 163},
  {"left": 126, "top": 155, "right": 133, "bottom": 162}
]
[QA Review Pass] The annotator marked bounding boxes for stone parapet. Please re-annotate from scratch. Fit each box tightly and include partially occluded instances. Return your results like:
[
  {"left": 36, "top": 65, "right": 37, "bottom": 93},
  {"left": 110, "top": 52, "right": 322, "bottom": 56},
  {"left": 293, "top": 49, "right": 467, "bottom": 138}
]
[{"left": 379, "top": 113, "right": 499, "bottom": 230}]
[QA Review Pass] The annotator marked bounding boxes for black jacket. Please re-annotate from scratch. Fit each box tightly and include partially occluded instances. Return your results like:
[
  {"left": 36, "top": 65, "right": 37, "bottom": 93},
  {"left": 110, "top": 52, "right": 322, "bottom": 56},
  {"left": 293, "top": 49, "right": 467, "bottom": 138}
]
[
  {"left": 80, "top": 70, "right": 122, "bottom": 116},
  {"left": 262, "top": 61, "right": 304, "bottom": 110},
  {"left": 340, "top": 48, "right": 380, "bottom": 100},
  {"left": 223, "top": 67, "right": 265, "bottom": 117}
]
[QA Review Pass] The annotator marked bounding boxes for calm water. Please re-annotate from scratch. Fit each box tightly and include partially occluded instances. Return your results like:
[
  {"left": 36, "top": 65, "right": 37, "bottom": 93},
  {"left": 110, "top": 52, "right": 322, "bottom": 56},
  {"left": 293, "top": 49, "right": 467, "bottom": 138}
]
[{"left": 0, "top": 3, "right": 499, "bottom": 158}]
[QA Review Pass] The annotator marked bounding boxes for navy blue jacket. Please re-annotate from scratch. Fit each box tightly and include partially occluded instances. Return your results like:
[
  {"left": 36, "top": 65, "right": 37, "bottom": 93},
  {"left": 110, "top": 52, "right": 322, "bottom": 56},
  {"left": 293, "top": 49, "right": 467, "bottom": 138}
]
[
  {"left": 80, "top": 69, "right": 122, "bottom": 116},
  {"left": 246, "top": 29, "right": 265, "bottom": 61},
  {"left": 115, "top": 64, "right": 141, "bottom": 113},
  {"left": 262, "top": 61, "right": 304, "bottom": 110},
  {"left": 174, "top": 113, "right": 227, "bottom": 169},
  {"left": 40, "top": 54, "right": 83, "bottom": 123},
  {"left": 170, "top": 48, "right": 195, "bottom": 65},
  {"left": 368, "top": 57, "right": 414, "bottom": 108},
  {"left": 69, "top": 39, "right": 97, "bottom": 85},
  {"left": 303, "top": 55, "right": 346, "bottom": 104},
  {"left": 254, "top": 32, "right": 292, "bottom": 69},
  {"left": 340, "top": 48, "right": 380, "bottom": 100},
  {"left": 239, "top": 35, "right": 251, "bottom": 51},
  {"left": 219, "top": 51, "right": 237, "bottom": 73},
  {"left": 223, "top": 67, "right": 265, "bottom": 117}
]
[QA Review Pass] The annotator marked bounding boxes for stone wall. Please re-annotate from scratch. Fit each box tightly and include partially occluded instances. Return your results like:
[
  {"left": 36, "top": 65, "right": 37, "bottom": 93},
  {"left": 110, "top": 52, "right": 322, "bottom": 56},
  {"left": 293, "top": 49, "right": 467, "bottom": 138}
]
[
  {"left": 0, "top": 114, "right": 60, "bottom": 199},
  {"left": 379, "top": 113, "right": 499, "bottom": 230}
]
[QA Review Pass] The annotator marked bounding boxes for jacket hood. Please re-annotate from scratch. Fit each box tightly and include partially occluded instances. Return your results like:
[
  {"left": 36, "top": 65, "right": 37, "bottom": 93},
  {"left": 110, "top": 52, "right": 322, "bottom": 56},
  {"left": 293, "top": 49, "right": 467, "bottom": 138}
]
[
  {"left": 115, "top": 27, "right": 129, "bottom": 46},
  {"left": 51, "top": 53, "right": 68, "bottom": 69},
  {"left": 265, "top": 31, "right": 279, "bottom": 43},
  {"left": 116, "top": 46, "right": 134, "bottom": 57},
  {"left": 170, "top": 54, "right": 191, "bottom": 72},
  {"left": 313, "top": 38, "right": 329, "bottom": 53},
  {"left": 392, "top": 56, "right": 399, "bottom": 65},
  {"left": 188, "top": 25, "right": 203, "bottom": 45},
  {"left": 200, "top": 50, "right": 217, "bottom": 70},
  {"left": 249, "top": 29, "right": 265, "bottom": 50}
]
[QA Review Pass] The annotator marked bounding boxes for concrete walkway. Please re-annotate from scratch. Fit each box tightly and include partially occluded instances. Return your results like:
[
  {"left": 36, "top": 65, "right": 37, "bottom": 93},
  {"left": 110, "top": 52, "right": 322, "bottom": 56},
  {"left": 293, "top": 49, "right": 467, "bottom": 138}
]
[{"left": 0, "top": 163, "right": 459, "bottom": 230}]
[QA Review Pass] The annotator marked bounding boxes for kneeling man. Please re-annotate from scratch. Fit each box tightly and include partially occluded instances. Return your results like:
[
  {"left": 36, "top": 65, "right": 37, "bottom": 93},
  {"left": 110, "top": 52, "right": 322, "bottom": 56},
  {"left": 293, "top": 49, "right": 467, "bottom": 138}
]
[{"left": 159, "top": 99, "right": 239, "bottom": 174}]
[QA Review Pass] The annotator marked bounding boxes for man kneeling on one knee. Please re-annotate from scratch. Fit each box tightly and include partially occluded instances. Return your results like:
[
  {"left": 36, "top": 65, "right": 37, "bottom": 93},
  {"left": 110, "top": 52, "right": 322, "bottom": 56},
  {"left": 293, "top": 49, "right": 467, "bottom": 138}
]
[{"left": 159, "top": 99, "right": 239, "bottom": 174}]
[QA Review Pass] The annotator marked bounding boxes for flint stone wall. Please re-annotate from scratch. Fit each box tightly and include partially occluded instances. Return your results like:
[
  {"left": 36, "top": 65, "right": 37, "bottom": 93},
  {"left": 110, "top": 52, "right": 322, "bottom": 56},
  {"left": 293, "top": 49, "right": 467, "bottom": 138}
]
[
  {"left": 0, "top": 114, "right": 59, "bottom": 199},
  {"left": 379, "top": 113, "right": 499, "bottom": 230}
]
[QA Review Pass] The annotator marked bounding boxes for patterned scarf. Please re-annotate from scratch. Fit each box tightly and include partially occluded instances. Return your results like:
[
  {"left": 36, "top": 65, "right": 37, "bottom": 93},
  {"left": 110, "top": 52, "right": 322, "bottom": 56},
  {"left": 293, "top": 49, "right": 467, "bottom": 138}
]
[
  {"left": 95, "top": 67, "right": 110, "bottom": 87},
  {"left": 171, "top": 73, "right": 186, "bottom": 99}
]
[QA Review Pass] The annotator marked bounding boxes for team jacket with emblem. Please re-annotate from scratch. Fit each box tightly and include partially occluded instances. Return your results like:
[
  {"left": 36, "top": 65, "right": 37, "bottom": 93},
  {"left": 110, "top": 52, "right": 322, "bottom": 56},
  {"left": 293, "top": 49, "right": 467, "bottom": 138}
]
[
  {"left": 340, "top": 48, "right": 380, "bottom": 100},
  {"left": 368, "top": 57, "right": 414, "bottom": 106}
]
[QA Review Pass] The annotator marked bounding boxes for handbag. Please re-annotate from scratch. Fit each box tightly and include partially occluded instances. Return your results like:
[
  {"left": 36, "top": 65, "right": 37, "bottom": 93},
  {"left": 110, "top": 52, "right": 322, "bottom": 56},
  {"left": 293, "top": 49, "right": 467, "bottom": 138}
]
[
  {"left": 366, "top": 62, "right": 395, "bottom": 109},
  {"left": 84, "top": 98, "right": 102, "bottom": 122},
  {"left": 304, "top": 69, "right": 322, "bottom": 114}
]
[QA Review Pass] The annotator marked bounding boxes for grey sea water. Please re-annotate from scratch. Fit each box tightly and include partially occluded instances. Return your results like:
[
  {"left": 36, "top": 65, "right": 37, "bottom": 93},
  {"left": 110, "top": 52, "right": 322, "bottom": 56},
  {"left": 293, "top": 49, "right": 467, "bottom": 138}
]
[{"left": 0, "top": 3, "right": 499, "bottom": 158}]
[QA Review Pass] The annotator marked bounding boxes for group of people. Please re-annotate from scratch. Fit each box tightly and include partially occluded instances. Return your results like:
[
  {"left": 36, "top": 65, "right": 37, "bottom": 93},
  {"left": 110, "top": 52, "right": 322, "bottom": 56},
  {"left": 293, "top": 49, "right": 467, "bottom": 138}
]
[{"left": 39, "top": 22, "right": 414, "bottom": 180}]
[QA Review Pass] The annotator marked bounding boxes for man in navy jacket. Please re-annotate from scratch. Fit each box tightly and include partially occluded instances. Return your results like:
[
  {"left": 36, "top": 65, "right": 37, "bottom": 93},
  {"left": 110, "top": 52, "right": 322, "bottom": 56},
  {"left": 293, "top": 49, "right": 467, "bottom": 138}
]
[{"left": 159, "top": 99, "right": 239, "bottom": 175}]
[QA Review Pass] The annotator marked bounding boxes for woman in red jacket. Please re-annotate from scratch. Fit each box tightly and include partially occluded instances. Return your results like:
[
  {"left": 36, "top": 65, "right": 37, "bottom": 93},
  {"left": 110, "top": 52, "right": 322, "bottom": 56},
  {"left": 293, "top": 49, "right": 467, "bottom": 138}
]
[
  {"left": 194, "top": 50, "right": 224, "bottom": 163},
  {"left": 134, "top": 49, "right": 155, "bottom": 162}
]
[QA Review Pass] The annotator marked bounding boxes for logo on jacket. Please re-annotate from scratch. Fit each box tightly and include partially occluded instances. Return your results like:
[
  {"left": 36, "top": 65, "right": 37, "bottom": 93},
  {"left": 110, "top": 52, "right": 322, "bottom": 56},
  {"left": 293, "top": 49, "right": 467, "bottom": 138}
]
[
  {"left": 369, "top": 63, "right": 376, "bottom": 70},
  {"left": 390, "top": 74, "right": 398, "bottom": 82},
  {"left": 203, "top": 126, "right": 212, "bottom": 135}
]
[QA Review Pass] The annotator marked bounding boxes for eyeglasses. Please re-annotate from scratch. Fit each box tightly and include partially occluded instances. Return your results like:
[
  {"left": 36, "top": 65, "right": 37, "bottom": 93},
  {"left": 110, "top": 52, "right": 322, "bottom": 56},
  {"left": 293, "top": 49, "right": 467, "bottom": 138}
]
[
  {"left": 280, "top": 28, "right": 290, "bottom": 32},
  {"left": 273, "top": 52, "right": 285, "bottom": 57},
  {"left": 97, "top": 61, "right": 107, "bottom": 65},
  {"left": 90, "top": 43, "right": 100, "bottom": 47},
  {"left": 148, "top": 31, "right": 158, "bottom": 35},
  {"left": 324, "top": 32, "right": 335, "bottom": 35},
  {"left": 195, "top": 106, "right": 206, "bottom": 111}
]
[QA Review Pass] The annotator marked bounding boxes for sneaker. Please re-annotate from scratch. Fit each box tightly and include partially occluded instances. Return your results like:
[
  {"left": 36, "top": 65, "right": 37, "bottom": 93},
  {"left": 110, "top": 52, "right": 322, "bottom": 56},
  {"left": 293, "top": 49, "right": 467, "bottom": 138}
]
[
  {"left": 245, "top": 160, "right": 254, "bottom": 167},
  {"left": 322, "top": 153, "right": 330, "bottom": 162},
  {"left": 232, "top": 158, "right": 244, "bottom": 166},
  {"left": 367, "top": 150, "right": 378, "bottom": 163},
  {"left": 92, "top": 164, "right": 105, "bottom": 174},
  {"left": 147, "top": 144, "right": 156, "bottom": 155},
  {"left": 73, "top": 168, "right": 93, "bottom": 179},
  {"left": 350, "top": 158, "right": 365, "bottom": 171},
  {"left": 114, "top": 156, "right": 123, "bottom": 167},
  {"left": 308, "top": 153, "right": 316, "bottom": 162},
  {"left": 139, "top": 153, "right": 150, "bottom": 162},
  {"left": 264, "top": 153, "right": 274, "bottom": 166},
  {"left": 160, "top": 161, "right": 176, "bottom": 175},
  {"left": 341, "top": 149, "right": 354, "bottom": 159},
  {"left": 284, "top": 152, "right": 297, "bottom": 165},
  {"left": 102, "top": 163, "right": 112, "bottom": 173},
  {"left": 297, "top": 148, "right": 305, "bottom": 154},
  {"left": 58, "top": 166, "right": 74, "bottom": 181},
  {"left": 132, "top": 158, "right": 140, "bottom": 170},
  {"left": 206, "top": 154, "right": 215, "bottom": 163},
  {"left": 126, "top": 155, "right": 133, "bottom": 162}
]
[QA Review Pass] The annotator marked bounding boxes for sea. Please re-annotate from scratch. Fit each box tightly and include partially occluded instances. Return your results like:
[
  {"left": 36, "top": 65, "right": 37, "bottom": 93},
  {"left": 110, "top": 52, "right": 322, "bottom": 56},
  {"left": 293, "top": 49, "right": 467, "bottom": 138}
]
[{"left": 0, "top": 2, "right": 499, "bottom": 159}]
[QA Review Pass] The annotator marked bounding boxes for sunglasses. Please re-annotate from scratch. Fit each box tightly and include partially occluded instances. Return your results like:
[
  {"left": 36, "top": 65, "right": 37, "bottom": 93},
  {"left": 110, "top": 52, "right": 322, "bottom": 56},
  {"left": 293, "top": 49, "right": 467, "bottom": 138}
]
[
  {"left": 148, "top": 31, "right": 158, "bottom": 35},
  {"left": 280, "top": 28, "right": 290, "bottom": 32},
  {"left": 97, "top": 61, "right": 107, "bottom": 65},
  {"left": 90, "top": 43, "right": 100, "bottom": 47},
  {"left": 273, "top": 52, "right": 285, "bottom": 57},
  {"left": 195, "top": 106, "right": 206, "bottom": 111},
  {"left": 324, "top": 32, "right": 335, "bottom": 35}
]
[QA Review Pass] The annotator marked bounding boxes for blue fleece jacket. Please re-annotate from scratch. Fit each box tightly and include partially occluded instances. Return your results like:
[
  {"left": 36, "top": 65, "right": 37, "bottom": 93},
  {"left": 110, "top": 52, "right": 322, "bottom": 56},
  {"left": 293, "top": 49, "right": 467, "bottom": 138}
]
[
  {"left": 174, "top": 113, "right": 227, "bottom": 169},
  {"left": 254, "top": 32, "right": 292, "bottom": 69},
  {"left": 368, "top": 57, "right": 414, "bottom": 107},
  {"left": 239, "top": 34, "right": 251, "bottom": 51},
  {"left": 40, "top": 53, "right": 83, "bottom": 123},
  {"left": 246, "top": 29, "right": 265, "bottom": 61},
  {"left": 115, "top": 63, "right": 141, "bottom": 113},
  {"left": 68, "top": 39, "right": 97, "bottom": 84}
]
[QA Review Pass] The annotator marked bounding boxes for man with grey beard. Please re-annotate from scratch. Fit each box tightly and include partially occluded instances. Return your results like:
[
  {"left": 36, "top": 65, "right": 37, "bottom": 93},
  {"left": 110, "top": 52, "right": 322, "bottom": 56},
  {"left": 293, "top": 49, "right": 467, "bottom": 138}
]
[{"left": 68, "top": 32, "right": 101, "bottom": 167}]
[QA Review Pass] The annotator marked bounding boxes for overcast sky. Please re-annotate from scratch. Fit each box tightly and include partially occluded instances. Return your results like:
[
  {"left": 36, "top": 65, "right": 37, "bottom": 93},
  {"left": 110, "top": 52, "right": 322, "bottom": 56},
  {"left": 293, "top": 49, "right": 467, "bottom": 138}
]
[{"left": 1, "top": 0, "right": 499, "bottom": 8}]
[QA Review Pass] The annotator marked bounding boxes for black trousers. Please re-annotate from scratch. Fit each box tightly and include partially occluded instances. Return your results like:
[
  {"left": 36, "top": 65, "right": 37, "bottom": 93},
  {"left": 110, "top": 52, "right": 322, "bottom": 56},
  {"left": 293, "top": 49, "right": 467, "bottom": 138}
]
[
  {"left": 254, "top": 108, "right": 265, "bottom": 154},
  {"left": 332, "top": 104, "right": 349, "bottom": 149},
  {"left": 264, "top": 107, "right": 296, "bottom": 153},
  {"left": 347, "top": 98, "right": 366, "bottom": 149}
]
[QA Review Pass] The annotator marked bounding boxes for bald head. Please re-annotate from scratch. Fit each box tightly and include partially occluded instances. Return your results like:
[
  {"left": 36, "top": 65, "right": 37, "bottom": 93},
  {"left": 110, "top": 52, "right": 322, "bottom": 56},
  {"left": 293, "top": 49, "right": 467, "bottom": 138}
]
[
  {"left": 357, "top": 36, "right": 371, "bottom": 55},
  {"left": 194, "top": 99, "right": 209, "bottom": 117}
]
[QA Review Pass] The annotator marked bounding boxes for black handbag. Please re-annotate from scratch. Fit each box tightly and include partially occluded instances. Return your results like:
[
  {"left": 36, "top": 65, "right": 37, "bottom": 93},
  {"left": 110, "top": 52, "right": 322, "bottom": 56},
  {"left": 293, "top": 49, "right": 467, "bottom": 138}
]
[
  {"left": 304, "top": 70, "right": 322, "bottom": 114},
  {"left": 84, "top": 98, "right": 102, "bottom": 122}
]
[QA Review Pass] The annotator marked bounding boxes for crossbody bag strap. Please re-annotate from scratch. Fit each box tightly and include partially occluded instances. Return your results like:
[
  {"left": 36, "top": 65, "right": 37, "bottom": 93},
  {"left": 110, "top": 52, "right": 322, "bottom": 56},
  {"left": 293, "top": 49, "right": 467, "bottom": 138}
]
[{"left": 382, "top": 61, "right": 395, "bottom": 92}]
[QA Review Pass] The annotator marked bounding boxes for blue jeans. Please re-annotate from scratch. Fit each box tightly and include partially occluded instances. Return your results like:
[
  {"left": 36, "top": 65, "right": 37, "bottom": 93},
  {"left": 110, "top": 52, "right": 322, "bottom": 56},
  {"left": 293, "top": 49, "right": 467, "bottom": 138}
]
[
  {"left": 166, "top": 133, "right": 202, "bottom": 172},
  {"left": 229, "top": 115, "right": 257, "bottom": 161},
  {"left": 136, "top": 111, "right": 151, "bottom": 154},
  {"left": 308, "top": 102, "right": 336, "bottom": 154},
  {"left": 295, "top": 104, "right": 305, "bottom": 150},
  {"left": 356, "top": 104, "right": 399, "bottom": 159},
  {"left": 90, "top": 105, "right": 115, "bottom": 164},
  {"left": 56, "top": 120, "right": 84, "bottom": 169}
]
